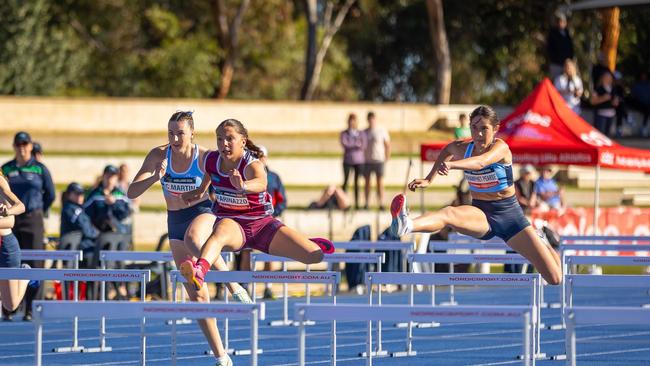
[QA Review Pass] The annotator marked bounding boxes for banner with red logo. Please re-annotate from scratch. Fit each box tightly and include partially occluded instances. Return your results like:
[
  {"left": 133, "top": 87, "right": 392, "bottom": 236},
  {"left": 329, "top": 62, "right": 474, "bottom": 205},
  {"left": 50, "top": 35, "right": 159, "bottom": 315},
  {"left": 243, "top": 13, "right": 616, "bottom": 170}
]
[{"left": 421, "top": 79, "right": 650, "bottom": 172}]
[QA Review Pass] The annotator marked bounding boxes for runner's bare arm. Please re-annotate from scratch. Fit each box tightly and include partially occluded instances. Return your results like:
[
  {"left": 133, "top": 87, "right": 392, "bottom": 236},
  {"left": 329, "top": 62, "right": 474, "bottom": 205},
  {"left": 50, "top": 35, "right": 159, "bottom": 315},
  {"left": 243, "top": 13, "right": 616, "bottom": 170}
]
[
  {"left": 0, "top": 176, "right": 25, "bottom": 217},
  {"left": 127, "top": 147, "right": 166, "bottom": 199},
  {"left": 445, "top": 139, "right": 509, "bottom": 171}
]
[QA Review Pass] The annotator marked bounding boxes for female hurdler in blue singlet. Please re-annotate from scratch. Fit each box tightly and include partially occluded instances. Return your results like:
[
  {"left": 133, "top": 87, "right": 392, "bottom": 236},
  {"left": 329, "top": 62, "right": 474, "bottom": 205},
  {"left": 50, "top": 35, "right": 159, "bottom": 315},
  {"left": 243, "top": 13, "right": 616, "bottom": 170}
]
[
  {"left": 390, "top": 105, "right": 562, "bottom": 285},
  {"left": 128, "top": 111, "right": 247, "bottom": 366}
]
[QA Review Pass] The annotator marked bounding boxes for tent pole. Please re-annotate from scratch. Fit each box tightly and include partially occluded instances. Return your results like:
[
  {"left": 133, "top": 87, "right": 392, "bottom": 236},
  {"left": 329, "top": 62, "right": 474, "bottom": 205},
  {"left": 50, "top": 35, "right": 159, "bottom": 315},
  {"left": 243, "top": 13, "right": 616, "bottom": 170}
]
[{"left": 593, "top": 164, "right": 601, "bottom": 235}]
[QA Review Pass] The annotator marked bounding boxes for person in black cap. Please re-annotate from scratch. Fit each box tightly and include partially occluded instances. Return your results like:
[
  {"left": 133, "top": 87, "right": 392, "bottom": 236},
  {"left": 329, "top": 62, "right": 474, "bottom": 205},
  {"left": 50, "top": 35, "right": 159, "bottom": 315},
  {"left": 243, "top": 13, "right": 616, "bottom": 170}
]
[
  {"left": 60, "top": 182, "right": 98, "bottom": 268},
  {"left": 32, "top": 142, "right": 43, "bottom": 163},
  {"left": 1, "top": 131, "right": 55, "bottom": 321},
  {"left": 83, "top": 165, "right": 132, "bottom": 235}
]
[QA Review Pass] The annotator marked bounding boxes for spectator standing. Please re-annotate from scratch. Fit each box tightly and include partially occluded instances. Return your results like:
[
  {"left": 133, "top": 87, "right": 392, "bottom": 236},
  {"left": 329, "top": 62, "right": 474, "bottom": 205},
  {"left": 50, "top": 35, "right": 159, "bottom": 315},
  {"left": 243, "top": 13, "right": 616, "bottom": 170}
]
[
  {"left": 534, "top": 166, "right": 565, "bottom": 211},
  {"left": 84, "top": 165, "right": 132, "bottom": 235},
  {"left": 60, "top": 183, "right": 98, "bottom": 267},
  {"left": 1, "top": 131, "right": 55, "bottom": 321},
  {"left": 32, "top": 142, "right": 44, "bottom": 163},
  {"left": 340, "top": 113, "right": 365, "bottom": 209},
  {"left": 514, "top": 164, "right": 537, "bottom": 214},
  {"left": 547, "top": 12, "right": 574, "bottom": 81},
  {"left": 554, "top": 59, "right": 584, "bottom": 115},
  {"left": 630, "top": 72, "right": 650, "bottom": 136},
  {"left": 591, "top": 71, "right": 619, "bottom": 136},
  {"left": 363, "top": 111, "right": 390, "bottom": 210},
  {"left": 454, "top": 113, "right": 471, "bottom": 139}
]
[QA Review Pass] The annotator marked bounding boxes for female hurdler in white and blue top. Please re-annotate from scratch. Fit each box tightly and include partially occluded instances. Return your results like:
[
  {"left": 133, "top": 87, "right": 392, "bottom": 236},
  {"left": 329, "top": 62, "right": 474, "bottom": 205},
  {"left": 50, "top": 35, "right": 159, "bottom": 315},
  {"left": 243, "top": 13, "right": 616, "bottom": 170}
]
[
  {"left": 390, "top": 105, "right": 562, "bottom": 285},
  {"left": 127, "top": 111, "right": 248, "bottom": 366}
]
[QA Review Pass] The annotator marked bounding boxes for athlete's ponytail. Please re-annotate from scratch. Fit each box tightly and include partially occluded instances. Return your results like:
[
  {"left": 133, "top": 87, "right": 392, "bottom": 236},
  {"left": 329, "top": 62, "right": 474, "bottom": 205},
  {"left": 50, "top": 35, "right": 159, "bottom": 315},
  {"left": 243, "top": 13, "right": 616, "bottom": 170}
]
[{"left": 216, "top": 119, "right": 265, "bottom": 158}]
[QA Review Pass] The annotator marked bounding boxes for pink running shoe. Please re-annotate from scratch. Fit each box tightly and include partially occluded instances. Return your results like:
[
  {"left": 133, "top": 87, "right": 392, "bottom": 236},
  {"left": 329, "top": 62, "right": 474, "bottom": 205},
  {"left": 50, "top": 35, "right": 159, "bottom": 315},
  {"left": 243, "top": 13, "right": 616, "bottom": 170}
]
[
  {"left": 180, "top": 258, "right": 206, "bottom": 291},
  {"left": 390, "top": 194, "right": 412, "bottom": 237},
  {"left": 310, "top": 237, "right": 335, "bottom": 254}
]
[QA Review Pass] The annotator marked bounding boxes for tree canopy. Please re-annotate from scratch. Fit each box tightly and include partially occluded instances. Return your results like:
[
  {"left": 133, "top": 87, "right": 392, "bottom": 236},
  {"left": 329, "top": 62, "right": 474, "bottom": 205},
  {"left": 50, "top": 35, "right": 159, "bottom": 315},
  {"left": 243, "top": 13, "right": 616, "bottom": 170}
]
[{"left": 1, "top": 0, "right": 648, "bottom": 104}]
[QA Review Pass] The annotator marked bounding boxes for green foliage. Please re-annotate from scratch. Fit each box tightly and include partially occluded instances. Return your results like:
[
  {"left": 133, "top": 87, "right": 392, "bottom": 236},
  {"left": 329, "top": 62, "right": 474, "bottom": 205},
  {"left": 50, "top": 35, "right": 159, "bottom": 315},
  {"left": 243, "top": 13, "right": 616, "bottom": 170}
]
[
  {"left": 0, "top": 0, "right": 89, "bottom": 95},
  {"left": 0, "top": 0, "right": 648, "bottom": 102}
]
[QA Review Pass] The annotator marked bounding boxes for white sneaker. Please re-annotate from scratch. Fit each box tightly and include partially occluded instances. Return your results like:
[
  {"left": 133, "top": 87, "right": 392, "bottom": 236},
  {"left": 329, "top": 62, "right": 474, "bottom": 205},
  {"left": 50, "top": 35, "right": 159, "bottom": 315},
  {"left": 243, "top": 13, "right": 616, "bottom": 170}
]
[
  {"left": 215, "top": 355, "right": 233, "bottom": 366},
  {"left": 390, "top": 194, "right": 413, "bottom": 237},
  {"left": 232, "top": 288, "right": 253, "bottom": 304}
]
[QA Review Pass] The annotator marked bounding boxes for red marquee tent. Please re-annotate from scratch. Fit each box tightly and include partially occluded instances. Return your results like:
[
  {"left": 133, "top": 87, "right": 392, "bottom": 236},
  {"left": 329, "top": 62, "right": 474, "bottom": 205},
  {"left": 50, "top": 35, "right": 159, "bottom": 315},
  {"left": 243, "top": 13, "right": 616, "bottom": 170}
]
[
  {"left": 421, "top": 78, "right": 650, "bottom": 172},
  {"left": 420, "top": 78, "right": 650, "bottom": 231}
]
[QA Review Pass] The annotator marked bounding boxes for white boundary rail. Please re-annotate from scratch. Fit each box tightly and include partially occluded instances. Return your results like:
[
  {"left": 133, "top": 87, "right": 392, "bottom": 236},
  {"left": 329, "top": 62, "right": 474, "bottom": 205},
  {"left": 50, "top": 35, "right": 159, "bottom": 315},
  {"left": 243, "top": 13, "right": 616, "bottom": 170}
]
[
  {"left": 364, "top": 272, "right": 542, "bottom": 359},
  {"left": 33, "top": 300, "right": 264, "bottom": 366},
  {"left": 294, "top": 303, "right": 534, "bottom": 366}
]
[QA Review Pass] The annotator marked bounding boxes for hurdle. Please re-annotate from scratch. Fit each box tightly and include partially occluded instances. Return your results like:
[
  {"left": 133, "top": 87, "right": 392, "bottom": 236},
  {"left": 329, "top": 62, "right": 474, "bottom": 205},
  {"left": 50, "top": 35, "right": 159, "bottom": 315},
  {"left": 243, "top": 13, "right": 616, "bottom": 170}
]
[
  {"left": 334, "top": 240, "right": 413, "bottom": 273},
  {"left": 171, "top": 270, "right": 339, "bottom": 355},
  {"left": 21, "top": 249, "right": 84, "bottom": 303},
  {"left": 555, "top": 243, "right": 650, "bottom": 329},
  {"left": 100, "top": 251, "right": 234, "bottom": 302},
  {"left": 407, "top": 253, "right": 537, "bottom": 309},
  {"left": 561, "top": 235, "right": 650, "bottom": 243},
  {"left": 557, "top": 256, "right": 650, "bottom": 331},
  {"left": 294, "top": 303, "right": 535, "bottom": 366},
  {"left": 364, "top": 272, "right": 542, "bottom": 359},
  {"left": 0, "top": 268, "right": 148, "bottom": 353},
  {"left": 565, "top": 306, "right": 650, "bottom": 366},
  {"left": 448, "top": 232, "right": 507, "bottom": 244},
  {"left": 250, "top": 252, "right": 384, "bottom": 326},
  {"left": 33, "top": 300, "right": 264, "bottom": 366}
]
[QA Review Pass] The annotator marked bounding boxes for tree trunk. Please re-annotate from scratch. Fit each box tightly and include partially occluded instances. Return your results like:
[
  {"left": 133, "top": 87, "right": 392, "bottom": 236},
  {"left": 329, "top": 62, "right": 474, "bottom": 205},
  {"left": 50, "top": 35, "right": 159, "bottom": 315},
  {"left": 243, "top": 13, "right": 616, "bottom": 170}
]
[
  {"left": 425, "top": 0, "right": 451, "bottom": 105},
  {"left": 301, "top": 0, "right": 355, "bottom": 100},
  {"left": 212, "top": 0, "right": 250, "bottom": 99},
  {"left": 600, "top": 7, "right": 619, "bottom": 72},
  {"left": 300, "top": 0, "right": 318, "bottom": 100}
]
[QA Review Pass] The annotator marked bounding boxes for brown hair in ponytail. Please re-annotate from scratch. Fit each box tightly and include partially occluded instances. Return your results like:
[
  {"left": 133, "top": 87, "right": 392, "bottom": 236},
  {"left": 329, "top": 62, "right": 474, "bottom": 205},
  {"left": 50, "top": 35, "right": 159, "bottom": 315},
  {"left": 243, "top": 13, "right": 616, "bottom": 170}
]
[{"left": 216, "top": 119, "right": 264, "bottom": 158}]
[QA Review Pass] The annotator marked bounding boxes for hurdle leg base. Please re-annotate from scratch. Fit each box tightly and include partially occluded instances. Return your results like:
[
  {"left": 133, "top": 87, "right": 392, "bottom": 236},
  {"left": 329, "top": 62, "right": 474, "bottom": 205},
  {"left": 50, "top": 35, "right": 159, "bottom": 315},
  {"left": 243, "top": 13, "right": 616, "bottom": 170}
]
[
  {"left": 233, "top": 348, "right": 263, "bottom": 356},
  {"left": 359, "top": 350, "right": 389, "bottom": 357},
  {"left": 415, "top": 321, "right": 441, "bottom": 329},
  {"left": 439, "top": 301, "right": 458, "bottom": 306},
  {"left": 547, "top": 323, "right": 565, "bottom": 330},
  {"left": 52, "top": 346, "right": 85, "bottom": 353},
  {"left": 205, "top": 348, "right": 234, "bottom": 355},
  {"left": 269, "top": 319, "right": 294, "bottom": 326},
  {"left": 517, "top": 352, "right": 547, "bottom": 360},
  {"left": 546, "top": 302, "right": 562, "bottom": 309},
  {"left": 292, "top": 320, "right": 315, "bottom": 326},
  {"left": 166, "top": 318, "right": 192, "bottom": 325},
  {"left": 391, "top": 350, "right": 417, "bottom": 358},
  {"left": 642, "top": 304, "right": 650, "bottom": 308},
  {"left": 550, "top": 354, "right": 567, "bottom": 360},
  {"left": 81, "top": 346, "right": 113, "bottom": 353}
]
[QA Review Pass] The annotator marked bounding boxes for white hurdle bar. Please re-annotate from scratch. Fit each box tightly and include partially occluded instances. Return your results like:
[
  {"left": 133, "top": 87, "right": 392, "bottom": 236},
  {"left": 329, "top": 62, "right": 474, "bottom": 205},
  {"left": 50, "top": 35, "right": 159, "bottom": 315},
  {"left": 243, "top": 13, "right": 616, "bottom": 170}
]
[
  {"left": 407, "top": 253, "right": 536, "bottom": 307},
  {"left": 554, "top": 244, "right": 650, "bottom": 330},
  {"left": 448, "top": 233, "right": 507, "bottom": 244},
  {"left": 33, "top": 300, "right": 264, "bottom": 366},
  {"left": 0, "top": 268, "right": 148, "bottom": 353},
  {"left": 250, "top": 252, "right": 384, "bottom": 326},
  {"left": 295, "top": 303, "right": 535, "bottom": 366},
  {"left": 364, "top": 272, "right": 542, "bottom": 359},
  {"left": 561, "top": 235, "right": 650, "bottom": 243},
  {"left": 565, "top": 306, "right": 650, "bottom": 366},
  {"left": 171, "top": 270, "right": 340, "bottom": 356}
]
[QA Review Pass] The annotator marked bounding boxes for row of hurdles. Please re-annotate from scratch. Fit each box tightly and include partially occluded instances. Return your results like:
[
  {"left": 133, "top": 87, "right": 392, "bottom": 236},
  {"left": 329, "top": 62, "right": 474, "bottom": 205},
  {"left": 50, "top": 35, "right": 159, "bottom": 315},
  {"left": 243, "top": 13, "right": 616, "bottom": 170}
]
[{"left": 2, "top": 234, "right": 649, "bottom": 366}]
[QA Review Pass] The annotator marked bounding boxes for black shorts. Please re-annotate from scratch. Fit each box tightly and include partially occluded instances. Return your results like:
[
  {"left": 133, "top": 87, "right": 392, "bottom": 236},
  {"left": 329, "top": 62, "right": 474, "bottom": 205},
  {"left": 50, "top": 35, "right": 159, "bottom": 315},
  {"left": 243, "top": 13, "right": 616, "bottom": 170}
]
[
  {"left": 167, "top": 200, "right": 213, "bottom": 241},
  {"left": 472, "top": 195, "right": 531, "bottom": 242},
  {"left": 363, "top": 162, "right": 385, "bottom": 177}
]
